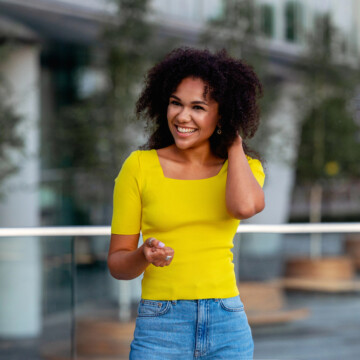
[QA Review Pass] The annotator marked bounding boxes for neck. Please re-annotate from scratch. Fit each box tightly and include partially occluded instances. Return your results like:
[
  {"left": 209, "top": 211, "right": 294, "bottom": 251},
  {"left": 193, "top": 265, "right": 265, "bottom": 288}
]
[{"left": 172, "top": 142, "right": 215, "bottom": 165}]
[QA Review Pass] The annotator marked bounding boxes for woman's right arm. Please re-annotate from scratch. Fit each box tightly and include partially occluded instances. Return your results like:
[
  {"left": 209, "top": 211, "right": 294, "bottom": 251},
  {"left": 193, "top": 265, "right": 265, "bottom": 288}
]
[{"left": 108, "top": 234, "right": 174, "bottom": 280}]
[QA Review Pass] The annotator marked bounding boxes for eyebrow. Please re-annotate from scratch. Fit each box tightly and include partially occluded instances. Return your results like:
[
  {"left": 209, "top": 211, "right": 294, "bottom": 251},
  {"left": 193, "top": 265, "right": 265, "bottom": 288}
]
[{"left": 170, "top": 94, "right": 208, "bottom": 106}]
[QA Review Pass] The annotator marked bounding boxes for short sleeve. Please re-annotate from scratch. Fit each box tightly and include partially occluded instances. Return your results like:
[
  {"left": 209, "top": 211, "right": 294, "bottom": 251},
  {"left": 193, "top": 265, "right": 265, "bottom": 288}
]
[
  {"left": 111, "top": 151, "right": 142, "bottom": 234},
  {"left": 247, "top": 156, "right": 265, "bottom": 188}
]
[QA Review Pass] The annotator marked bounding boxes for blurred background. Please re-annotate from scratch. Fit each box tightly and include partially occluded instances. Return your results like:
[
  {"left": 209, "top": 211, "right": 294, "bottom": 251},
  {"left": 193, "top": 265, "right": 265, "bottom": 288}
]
[{"left": 0, "top": 0, "right": 359, "bottom": 359}]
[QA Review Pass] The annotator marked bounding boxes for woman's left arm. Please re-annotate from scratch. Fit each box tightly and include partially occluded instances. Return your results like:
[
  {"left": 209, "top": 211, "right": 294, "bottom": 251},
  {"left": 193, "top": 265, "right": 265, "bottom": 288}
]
[{"left": 226, "top": 135, "right": 265, "bottom": 220}]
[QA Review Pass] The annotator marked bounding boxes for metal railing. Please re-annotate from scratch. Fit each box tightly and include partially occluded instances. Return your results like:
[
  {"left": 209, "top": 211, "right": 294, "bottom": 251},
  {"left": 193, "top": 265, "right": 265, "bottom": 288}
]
[{"left": 1, "top": 223, "right": 360, "bottom": 237}]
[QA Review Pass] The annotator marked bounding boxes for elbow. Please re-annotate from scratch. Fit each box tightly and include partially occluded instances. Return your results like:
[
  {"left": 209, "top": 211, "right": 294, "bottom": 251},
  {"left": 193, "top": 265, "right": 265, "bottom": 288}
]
[
  {"left": 229, "top": 206, "right": 257, "bottom": 220},
  {"left": 229, "top": 193, "right": 265, "bottom": 220},
  {"left": 107, "top": 259, "right": 121, "bottom": 279},
  {"left": 107, "top": 256, "right": 129, "bottom": 280},
  {"left": 110, "top": 272, "right": 133, "bottom": 281},
  {"left": 108, "top": 266, "right": 132, "bottom": 281},
  {"left": 254, "top": 192, "right": 266, "bottom": 215}
]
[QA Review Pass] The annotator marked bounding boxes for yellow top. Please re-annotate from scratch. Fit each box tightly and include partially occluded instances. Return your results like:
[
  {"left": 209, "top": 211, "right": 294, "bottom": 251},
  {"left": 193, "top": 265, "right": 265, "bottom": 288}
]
[{"left": 111, "top": 149, "right": 265, "bottom": 300}]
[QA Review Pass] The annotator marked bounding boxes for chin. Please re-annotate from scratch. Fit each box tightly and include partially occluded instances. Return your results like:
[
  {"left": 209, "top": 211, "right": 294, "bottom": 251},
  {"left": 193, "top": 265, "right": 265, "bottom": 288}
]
[{"left": 174, "top": 141, "right": 192, "bottom": 150}]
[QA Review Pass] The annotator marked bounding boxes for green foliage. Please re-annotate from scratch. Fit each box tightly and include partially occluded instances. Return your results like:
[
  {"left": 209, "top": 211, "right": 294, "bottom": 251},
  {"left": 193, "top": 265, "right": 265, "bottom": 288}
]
[
  {"left": 54, "top": 0, "right": 156, "bottom": 177},
  {"left": 201, "top": 0, "right": 256, "bottom": 58},
  {"left": 200, "top": 0, "right": 280, "bottom": 155},
  {"left": 296, "top": 96, "right": 360, "bottom": 182},
  {"left": 40, "top": 0, "right": 168, "bottom": 224},
  {"left": 295, "top": 13, "right": 360, "bottom": 183},
  {"left": 301, "top": 14, "right": 354, "bottom": 99},
  {"left": 41, "top": 0, "right": 184, "bottom": 224},
  {"left": 0, "top": 46, "right": 24, "bottom": 188}
]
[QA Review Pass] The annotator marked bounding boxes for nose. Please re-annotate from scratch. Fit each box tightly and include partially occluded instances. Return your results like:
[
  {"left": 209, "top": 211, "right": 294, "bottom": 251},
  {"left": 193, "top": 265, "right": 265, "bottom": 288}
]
[{"left": 177, "top": 107, "right": 191, "bottom": 123}]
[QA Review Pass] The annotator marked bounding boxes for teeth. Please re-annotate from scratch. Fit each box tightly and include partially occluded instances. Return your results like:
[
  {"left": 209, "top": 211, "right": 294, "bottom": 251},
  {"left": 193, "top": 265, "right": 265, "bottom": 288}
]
[{"left": 177, "top": 126, "right": 196, "bottom": 133}]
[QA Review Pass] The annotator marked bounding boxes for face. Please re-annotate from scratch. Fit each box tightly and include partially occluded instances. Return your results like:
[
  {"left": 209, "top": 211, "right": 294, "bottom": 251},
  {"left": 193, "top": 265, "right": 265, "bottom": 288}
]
[{"left": 167, "top": 77, "right": 220, "bottom": 151}]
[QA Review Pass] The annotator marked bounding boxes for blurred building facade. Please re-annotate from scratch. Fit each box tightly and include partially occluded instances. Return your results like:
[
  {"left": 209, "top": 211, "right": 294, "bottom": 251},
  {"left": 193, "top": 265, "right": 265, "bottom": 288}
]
[
  {"left": 0, "top": 0, "right": 359, "bottom": 338},
  {"left": 1, "top": 0, "right": 359, "bottom": 228}
]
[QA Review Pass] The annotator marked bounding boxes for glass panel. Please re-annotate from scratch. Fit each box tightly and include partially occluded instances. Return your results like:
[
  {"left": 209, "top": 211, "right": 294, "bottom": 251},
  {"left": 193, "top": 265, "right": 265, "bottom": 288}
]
[
  {"left": 74, "top": 234, "right": 142, "bottom": 359},
  {"left": 234, "top": 231, "right": 360, "bottom": 360},
  {"left": 0, "top": 236, "right": 73, "bottom": 359},
  {"left": 1, "top": 230, "right": 359, "bottom": 360}
]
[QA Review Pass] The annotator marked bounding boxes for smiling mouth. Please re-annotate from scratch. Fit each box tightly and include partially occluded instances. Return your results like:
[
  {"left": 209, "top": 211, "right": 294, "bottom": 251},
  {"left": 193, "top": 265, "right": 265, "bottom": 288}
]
[{"left": 175, "top": 125, "right": 197, "bottom": 134}]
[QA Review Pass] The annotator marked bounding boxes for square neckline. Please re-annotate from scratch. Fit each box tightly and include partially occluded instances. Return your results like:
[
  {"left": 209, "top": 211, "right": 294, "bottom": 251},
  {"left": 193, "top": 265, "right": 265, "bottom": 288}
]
[{"left": 153, "top": 149, "right": 227, "bottom": 181}]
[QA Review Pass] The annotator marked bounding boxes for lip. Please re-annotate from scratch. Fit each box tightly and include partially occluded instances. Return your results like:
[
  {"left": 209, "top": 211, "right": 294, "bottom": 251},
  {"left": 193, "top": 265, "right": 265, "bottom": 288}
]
[{"left": 174, "top": 125, "right": 198, "bottom": 137}]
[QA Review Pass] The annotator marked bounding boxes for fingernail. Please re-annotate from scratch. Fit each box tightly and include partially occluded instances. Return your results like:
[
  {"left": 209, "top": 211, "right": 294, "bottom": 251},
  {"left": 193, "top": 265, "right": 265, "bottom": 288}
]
[{"left": 158, "top": 241, "right": 165, "bottom": 248}]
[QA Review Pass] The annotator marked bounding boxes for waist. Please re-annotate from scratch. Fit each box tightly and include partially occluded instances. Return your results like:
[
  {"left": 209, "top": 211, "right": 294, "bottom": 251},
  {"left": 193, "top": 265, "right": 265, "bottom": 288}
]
[{"left": 141, "top": 256, "right": 239, "bottom": 300}]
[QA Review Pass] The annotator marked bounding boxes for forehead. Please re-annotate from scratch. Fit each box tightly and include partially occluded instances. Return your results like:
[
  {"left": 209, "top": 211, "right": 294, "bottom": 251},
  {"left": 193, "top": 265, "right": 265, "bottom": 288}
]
[{"left": 173, "top": 76, "right": 211, "bottom": 100}]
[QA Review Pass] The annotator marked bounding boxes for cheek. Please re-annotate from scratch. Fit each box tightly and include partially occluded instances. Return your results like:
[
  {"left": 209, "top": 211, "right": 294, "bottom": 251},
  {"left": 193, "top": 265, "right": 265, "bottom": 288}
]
[
  {"left": 205, "top": 116, "right": 219, "bottom": 133},
  {"left": 167, "top": 106, "right": 175, "bottom": 121}
]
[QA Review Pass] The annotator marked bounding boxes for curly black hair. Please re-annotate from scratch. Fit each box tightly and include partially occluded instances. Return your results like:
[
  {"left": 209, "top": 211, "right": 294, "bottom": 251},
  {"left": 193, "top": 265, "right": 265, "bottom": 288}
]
[{"left": 136, "top": 47, "right": 263, "bottom": 159}]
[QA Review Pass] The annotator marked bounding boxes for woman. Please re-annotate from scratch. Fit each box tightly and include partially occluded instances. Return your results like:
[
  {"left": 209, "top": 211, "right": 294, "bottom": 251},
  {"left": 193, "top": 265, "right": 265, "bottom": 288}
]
[{"left": 108, "top": 47, "right": 265, "bottom": 359}]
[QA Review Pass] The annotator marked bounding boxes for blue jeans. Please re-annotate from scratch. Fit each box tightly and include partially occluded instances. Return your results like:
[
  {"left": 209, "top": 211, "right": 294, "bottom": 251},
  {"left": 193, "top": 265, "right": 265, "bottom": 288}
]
[{"left": 129, "top": 295, "right": 254, "bottom": 359}]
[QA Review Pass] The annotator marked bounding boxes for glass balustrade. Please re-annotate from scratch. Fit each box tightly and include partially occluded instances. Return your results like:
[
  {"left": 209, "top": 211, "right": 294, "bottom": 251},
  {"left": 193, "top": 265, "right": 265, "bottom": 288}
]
[{"left": 0, "top": 225, "right": 359, "bottom": 359}]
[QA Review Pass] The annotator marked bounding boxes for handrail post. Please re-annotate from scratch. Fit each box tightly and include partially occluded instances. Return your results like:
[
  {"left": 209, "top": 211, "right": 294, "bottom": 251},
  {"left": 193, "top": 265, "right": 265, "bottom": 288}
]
[{"left": 71, "top": 236, "right": 77, "bottom": 360}]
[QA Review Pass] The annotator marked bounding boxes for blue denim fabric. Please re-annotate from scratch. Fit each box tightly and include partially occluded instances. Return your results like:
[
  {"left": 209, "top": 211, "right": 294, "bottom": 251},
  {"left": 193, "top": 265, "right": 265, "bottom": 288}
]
[{"left": 129, "top": 295, "right": 254, "bottom": 359}]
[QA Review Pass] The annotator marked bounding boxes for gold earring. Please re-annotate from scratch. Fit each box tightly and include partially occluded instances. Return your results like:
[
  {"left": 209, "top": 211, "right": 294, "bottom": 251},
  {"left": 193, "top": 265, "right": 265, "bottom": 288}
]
[{"left": 217, "top": 127, "right": 222, "bottom": 135}]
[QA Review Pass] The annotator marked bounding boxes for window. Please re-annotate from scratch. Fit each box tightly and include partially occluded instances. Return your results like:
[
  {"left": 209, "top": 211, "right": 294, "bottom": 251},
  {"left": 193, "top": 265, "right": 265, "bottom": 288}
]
[
  {"left": 285, "top": 1, "right": 303, "bottom": 42},
  {"left": 260, "top": 4, "right": 275, "bottom": 38}
]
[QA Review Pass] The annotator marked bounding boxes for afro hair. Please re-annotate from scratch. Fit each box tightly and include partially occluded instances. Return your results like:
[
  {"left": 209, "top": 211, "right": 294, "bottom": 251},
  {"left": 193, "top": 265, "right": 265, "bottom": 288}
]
[{"left": 136, "top": 47, "right": 263, "bottom": 159}]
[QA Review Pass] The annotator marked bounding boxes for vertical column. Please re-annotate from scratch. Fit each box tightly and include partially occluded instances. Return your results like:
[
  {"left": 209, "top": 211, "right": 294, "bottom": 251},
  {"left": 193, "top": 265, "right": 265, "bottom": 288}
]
[{"left": 0, "top": 45, "right": 41, "bottom": 337}]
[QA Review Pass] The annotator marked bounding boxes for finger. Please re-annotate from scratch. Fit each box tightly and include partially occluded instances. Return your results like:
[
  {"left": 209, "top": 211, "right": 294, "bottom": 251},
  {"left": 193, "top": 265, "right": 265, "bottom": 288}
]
[
  {"left": 164, "top": 249, "right": 174, "bottom": 265},
  {"left": 150, "top": 252, "right": 173, "bottom": 267},
  {"left": 146, "top": 237, "right": 155, "bottom": 247},
  {"left": 146, "top": 237, "right": 165, "bottom": 249},
  {"left": 146, "top": 247, "right": 166, "bottom": 260},
  {"left": 145, "top": 246, "right": 174, "bottom": 266},
  {"left": 152, "top": 256, "right": 166, "bottom": 267}
]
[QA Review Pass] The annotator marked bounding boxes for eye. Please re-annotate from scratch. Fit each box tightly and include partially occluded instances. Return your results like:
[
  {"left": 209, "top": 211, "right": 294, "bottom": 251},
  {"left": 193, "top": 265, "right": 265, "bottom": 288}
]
[
  {"left": 193, "top": 105, "right": 205, "bottom": 111},
  {"left": 170, "top": 100, "right": 181, "bottom": 106}
]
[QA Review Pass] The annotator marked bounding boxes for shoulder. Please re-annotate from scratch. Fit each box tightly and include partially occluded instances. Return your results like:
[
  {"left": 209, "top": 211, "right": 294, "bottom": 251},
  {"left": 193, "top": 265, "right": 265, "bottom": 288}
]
[
  {"left": 115, "top": 150, "right": 155, "bottom": 192},
  {"left": 117, "top": 149, "right": 155, "bottom": 178},
  {"left": 122, "top": 149, "right": 154, "bottom": 167},
  {"left": 120, "top": 150, "right": 140, "bottom": 172},
  {"left": 245, "top": 155, "right": 263, "bottom": 171},
  {"left": 246, "top": 155, "right": 266, "bottom": 187}
]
